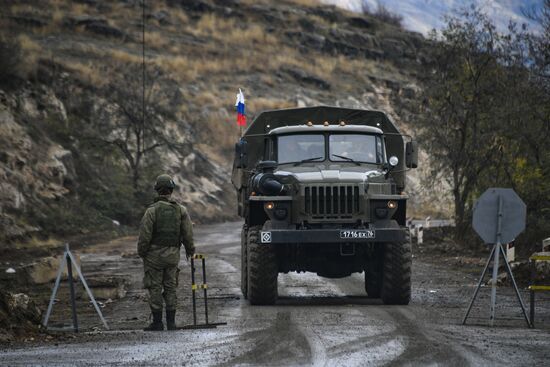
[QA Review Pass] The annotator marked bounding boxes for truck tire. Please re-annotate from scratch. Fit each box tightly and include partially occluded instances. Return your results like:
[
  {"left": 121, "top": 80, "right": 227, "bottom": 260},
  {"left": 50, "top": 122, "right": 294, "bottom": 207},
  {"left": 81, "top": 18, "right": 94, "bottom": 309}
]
[
  {"left": 365, "top": 248, "right": 383, "bottom": 298},
  {"left": 381, "top": 230, "right": 411, "bottom": 305},
  {"left": 247, "top": 226, "right": 278, "bottom": 305},
  {"left": 241, "top": 224, "right": 248, "bottom": 299}
]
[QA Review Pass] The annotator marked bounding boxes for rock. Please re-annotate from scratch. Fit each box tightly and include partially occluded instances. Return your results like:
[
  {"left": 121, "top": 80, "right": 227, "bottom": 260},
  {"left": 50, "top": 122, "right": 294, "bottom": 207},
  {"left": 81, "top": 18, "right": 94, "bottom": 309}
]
[
  {"left": 0, "top": 290, "right": 42, "bottom": 330},
  {"left": 20, "top": 255, "right": 81, "bottom": 285},
  {"left": 149, "top": 10, "right": 171, "bottom": 25},
  {"left": 8, "top": 15, "right": 48, "bottom": 28},
  {"left": 86, "top": 276, "right": 127, "bottom": 300},
  {"left": 64, "top": 15, "right": 107, "bottom": 27},
  {"left": 39, "top": 88, "right": 68, "bottom": 124},
  {"left": 0, "top": 182, "right": 26, "bottom": 210},
  {"left": 295, "top": 94, "right": 322, "bottom": 108},
  {"left": 282, "top": 67, "right": 331, "bottom": 90},
  {"left": 286, "top": 31, "right": 326, "bottom": 51},
  {"left": 0, "top": 213, "right": 40, "bottom": 242},
  {"left": 322, "top": 28, "right": 380, "bottom": 58},
  {"left": 309, "top": 6, "right": 341, "bottom": 23},
  {"left": 64, "top": 15, "right": 125, "bottom": 39},
  {"left": 84, "top": 22, "right": 125, "bottom": 39},
  {"left": 168, "top": 0, "right": 214, "bottom": 13},
  {"left": 349, "top": 17, "right": 372, "bottom": 29},
  {"left": 401, "top": 83, "right": 420, "bottom": 99},
  {"left": 381, "top": 38, "right": 408, "bottom": 59}
]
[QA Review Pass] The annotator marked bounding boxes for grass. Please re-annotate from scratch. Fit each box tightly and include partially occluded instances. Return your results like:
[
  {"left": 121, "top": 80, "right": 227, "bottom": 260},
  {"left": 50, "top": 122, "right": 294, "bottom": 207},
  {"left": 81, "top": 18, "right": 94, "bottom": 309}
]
[
  {"left": 188, "top": 14, "right": 278, "bottom": 46},
  {"left": 7, "top": 34, "right": 42, "bottom": 80},
  {"left": 63, "top": 61, "right": 104, "bottom": 86},
  {"left": 144, "top": 31, "right": 172, "bottom": 50},
  {"left": 247, "top": 98, "right": 295, "bottom": 115},
  {"left": 1, "top": 0, "right": 409, "bottom": 165},
  {"left": 109, "top": 49, "right": 143, "bottom": 64}
]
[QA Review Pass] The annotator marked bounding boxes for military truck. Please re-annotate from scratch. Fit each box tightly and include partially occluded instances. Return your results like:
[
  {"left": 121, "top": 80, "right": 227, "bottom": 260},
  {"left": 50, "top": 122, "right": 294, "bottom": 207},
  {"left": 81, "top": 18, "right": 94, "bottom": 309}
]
[{"left": 232, "top": 106, "right": 418, "bottom": 305}]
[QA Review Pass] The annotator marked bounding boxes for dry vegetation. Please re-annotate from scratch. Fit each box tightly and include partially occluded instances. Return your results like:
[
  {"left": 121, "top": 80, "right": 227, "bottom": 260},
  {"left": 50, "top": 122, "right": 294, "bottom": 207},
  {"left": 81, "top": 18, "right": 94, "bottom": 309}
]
[{"left": 2, "top": 0, "right": 404, "bottom": 166}]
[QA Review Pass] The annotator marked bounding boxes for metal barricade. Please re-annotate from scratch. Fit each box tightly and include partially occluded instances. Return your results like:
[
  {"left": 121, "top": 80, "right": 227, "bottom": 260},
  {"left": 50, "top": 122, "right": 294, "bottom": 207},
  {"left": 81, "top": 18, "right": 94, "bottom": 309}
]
[{"left": 179, "top": 254, "right": 226, "bottom": 330}]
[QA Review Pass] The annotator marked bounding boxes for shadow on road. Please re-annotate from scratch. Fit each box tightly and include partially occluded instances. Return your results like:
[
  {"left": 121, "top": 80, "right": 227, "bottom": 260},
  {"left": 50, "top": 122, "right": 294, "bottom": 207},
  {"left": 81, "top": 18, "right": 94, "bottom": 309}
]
[{"left": 275, "top": 295, "right": 382, "bottom": 306}]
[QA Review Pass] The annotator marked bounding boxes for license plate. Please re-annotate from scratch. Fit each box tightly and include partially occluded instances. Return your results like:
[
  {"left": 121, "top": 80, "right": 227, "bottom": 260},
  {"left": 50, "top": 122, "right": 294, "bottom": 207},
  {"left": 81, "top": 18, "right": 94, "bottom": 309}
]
[{"left": 340, "top": 230, "right": 375, "bottom": 239}]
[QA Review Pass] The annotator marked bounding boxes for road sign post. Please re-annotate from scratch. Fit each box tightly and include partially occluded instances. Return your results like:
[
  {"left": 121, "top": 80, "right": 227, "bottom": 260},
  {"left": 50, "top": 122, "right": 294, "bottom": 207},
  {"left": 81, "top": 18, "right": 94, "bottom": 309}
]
[{"left": 462, "top": 188, "right": 531, "bottom": 327}]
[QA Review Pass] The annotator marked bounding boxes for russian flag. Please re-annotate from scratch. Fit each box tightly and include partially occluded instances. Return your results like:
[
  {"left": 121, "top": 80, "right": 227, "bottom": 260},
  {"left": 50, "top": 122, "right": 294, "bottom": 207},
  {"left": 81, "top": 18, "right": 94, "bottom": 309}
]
[{"left": 235, "top": 88, "right": 246, "bottom": 127}]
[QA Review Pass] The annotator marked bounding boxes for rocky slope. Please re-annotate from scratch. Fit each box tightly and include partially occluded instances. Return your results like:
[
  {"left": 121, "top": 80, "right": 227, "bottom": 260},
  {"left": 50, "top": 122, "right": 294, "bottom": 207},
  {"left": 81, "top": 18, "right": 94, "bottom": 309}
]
[{"left": 0, "top": 0, "right": 438, "bottom": 245}]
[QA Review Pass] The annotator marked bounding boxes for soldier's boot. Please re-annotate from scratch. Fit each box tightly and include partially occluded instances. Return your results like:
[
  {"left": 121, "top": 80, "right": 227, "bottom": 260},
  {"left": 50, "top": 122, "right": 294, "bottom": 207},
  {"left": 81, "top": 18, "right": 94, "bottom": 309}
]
[
  {"left": 166, "top": 310, "right": 176, "bottom": 331},
  {"left": 144, "top": 311, "right": 164, "bottom": 331}
]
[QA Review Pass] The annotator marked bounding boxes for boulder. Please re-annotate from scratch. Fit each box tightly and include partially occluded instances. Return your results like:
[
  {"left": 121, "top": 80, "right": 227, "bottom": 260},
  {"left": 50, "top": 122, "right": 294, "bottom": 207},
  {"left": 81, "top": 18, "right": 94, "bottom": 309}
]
[
  {"left": 0, "top": 290, "right": 42, "bottom": 339},
  {"left": 85, "top": 276, "right": 127, "bottom": 300},
  {"left": 18, "top": 254, "right": 81, "bottom": 285}
]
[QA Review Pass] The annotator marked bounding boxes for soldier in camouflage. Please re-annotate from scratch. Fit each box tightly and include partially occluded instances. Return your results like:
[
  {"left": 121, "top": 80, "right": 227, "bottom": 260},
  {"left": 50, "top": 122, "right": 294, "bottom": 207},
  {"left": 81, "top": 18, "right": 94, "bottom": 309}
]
[{"left": 138, "top": 174, "right": 195, "bottom": 331}]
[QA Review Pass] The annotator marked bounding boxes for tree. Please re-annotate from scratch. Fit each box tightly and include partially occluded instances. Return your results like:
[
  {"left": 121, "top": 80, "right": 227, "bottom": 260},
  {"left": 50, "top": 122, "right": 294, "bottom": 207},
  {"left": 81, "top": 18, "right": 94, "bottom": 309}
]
[
  {"left": 416, "top": 5, "right": 550, "bottom": 249},
  {"left": 416, "top": 8, "right": 504, "bottom": 241},
  {"left": 82, "top": 64, "right": 187, "bottom": 191}
]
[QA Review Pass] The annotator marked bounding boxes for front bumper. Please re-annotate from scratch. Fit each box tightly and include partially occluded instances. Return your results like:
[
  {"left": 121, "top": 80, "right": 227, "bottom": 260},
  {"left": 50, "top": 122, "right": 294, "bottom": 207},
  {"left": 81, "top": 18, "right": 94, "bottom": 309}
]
[{"left": 259, "top": 226, "right": 406, "bottom": 244}]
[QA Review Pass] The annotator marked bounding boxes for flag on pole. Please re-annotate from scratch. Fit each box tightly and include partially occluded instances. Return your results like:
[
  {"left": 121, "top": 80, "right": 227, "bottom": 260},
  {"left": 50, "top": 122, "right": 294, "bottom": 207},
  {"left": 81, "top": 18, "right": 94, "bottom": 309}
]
[{"left": 235, "top": 88, "right": 246, "bottom": 127}]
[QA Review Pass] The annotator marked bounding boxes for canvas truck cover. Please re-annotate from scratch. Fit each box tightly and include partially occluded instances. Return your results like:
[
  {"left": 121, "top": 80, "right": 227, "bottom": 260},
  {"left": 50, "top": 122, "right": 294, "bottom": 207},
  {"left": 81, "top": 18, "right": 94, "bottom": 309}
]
[{"left": 232, "top": 106, "right": 406, "bottom": 189}]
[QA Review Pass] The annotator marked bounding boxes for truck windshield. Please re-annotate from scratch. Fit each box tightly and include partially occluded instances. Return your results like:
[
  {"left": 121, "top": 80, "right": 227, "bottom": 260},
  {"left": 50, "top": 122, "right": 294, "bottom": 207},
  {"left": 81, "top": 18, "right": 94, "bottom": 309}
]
[
  {"left": 329, "top": 134, "right": 383, "bottom": 164},
  {"left": 278, "top": 134, "right": 325, "bottom": 164}
]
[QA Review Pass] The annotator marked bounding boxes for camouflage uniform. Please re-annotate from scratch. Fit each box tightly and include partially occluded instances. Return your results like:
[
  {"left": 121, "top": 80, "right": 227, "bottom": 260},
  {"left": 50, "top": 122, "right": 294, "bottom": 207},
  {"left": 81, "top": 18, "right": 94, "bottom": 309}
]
[{"left": 138, "top": 195, "right": 195, "bottom": 313}]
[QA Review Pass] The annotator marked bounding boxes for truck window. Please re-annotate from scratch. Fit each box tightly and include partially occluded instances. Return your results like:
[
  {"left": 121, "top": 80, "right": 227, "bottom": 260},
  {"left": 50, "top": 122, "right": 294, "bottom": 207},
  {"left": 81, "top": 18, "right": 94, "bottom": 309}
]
[
  {"left": 329, "top": 134, "right": 382, "bottom": 164},
  {"left": 278, "top": 134, "right": 325, "bottom": 164}
]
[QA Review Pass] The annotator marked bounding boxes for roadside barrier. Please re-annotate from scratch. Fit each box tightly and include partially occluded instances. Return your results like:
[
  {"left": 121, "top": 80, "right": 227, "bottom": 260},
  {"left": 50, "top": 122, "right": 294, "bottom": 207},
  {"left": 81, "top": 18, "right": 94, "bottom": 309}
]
[
  {"left": 529, "top": 253, "right": 550, "bottom": 327},
  {"left": 42, "top": 244, "right": 108, "bottom": 332},
  {"left": 178, "top": 254, "right": 226, "bottom": 330}
]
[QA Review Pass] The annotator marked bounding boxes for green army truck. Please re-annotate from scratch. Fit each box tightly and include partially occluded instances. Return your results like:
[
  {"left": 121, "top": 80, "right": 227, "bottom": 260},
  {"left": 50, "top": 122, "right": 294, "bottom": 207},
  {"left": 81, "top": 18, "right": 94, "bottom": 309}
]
[{"left": 232, "top": 106, "right": 418, "bottom": 305}]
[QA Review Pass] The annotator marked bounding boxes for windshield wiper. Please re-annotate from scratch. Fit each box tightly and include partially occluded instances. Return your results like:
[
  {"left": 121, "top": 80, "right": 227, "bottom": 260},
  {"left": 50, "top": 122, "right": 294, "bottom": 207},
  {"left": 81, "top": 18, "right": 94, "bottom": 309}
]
[
  {"left": 332, "top": 154, "right": 360, "bottom": 165},
  {"left": 294, "top": 156, "right": 323, "bottom": 166}
]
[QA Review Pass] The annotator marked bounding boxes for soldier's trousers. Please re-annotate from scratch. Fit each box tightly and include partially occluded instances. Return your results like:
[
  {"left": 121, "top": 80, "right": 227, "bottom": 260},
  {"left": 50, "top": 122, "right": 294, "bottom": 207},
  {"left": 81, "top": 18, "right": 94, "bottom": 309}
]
[{"left": 143, "top": 264, "right": 180, "bottom": 312}]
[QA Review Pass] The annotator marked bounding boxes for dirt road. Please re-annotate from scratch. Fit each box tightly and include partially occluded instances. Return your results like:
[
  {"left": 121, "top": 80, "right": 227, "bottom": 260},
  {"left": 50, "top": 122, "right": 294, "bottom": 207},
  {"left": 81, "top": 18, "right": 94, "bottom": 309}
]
[{"left": 2, "top": 221, "right": 550, "bottom": 366}]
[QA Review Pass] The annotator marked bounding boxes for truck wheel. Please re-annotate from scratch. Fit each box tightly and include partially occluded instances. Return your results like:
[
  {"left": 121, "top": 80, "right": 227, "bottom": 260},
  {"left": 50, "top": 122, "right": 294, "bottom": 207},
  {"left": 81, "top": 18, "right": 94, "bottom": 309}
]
[
  {"left": 381, "top": 230, "right": 411, "bottom": 305},
  {"left": 247, "top": 226, "right": 278, "bottom": 305},
  {"left": 365, "top": 248, "right": 383, "bottom": 298},
  {"left": 241, "top": 224, "right": 248, "bottom": 299}
]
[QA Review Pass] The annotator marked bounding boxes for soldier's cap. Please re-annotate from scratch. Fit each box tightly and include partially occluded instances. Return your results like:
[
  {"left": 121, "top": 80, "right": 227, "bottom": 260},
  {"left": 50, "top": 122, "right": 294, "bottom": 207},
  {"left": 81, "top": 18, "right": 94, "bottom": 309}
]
[{"left": 154, "top": 174, "right": 176, "bottom": 191}]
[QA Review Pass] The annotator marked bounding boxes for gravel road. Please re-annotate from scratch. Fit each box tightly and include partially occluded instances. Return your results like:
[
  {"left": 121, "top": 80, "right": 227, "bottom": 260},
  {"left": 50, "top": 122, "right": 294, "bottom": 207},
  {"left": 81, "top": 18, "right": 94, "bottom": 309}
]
[{"left": 2, "top": 221, "right": 549, "bottom": 366}]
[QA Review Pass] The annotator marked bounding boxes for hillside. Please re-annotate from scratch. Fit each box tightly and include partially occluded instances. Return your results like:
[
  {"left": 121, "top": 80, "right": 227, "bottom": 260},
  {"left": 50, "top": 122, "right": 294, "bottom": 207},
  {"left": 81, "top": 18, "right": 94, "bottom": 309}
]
[{"left": 0, "top": 0, "right": 433, "bottom": 244}]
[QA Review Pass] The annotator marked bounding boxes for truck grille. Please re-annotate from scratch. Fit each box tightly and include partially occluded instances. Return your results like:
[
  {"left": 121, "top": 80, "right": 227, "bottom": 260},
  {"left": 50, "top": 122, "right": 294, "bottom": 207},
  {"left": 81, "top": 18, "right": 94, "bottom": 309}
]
[{"left": 304, "top": 185, "right": 360, "bottom": 219}]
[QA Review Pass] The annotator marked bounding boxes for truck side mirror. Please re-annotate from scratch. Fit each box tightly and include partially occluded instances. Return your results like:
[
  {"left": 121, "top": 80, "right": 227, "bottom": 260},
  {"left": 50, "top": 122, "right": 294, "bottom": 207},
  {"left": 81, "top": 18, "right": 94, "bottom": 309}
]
[
  {"left": 405, "top": 141, "right": 418, "bottom": 168},
  {"left": 234, "top": 139, "right": 248, "bottom": 168}
]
